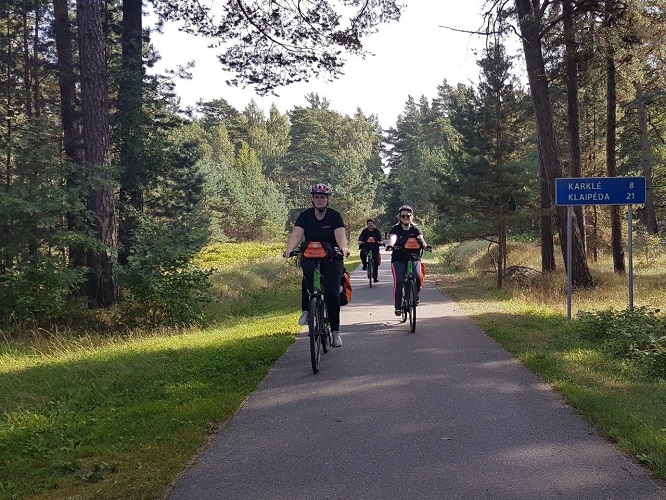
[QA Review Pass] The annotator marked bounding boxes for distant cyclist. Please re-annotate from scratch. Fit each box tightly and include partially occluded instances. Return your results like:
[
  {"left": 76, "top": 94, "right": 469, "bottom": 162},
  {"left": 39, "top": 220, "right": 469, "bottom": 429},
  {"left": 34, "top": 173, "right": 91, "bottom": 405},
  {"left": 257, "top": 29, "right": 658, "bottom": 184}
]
[
  {"left": 284, "top": 183, "right": 349, "bottom": 347},
  {"left": 385, "top": 205, "right": 431, "bottom": 316},
  {"left": 358, "top": 218, "right": 383, "bottom": 283}
]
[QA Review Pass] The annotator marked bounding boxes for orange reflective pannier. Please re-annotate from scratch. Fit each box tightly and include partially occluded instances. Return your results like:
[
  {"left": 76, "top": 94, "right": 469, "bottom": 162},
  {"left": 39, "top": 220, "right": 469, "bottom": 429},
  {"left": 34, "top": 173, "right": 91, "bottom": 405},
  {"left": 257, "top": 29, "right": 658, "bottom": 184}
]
[
  {"left": 302, "top": 241, "right": 328, "bottom": 259},
  {"left": 404, "top": 237, "right": 421, "bottom": 250}
]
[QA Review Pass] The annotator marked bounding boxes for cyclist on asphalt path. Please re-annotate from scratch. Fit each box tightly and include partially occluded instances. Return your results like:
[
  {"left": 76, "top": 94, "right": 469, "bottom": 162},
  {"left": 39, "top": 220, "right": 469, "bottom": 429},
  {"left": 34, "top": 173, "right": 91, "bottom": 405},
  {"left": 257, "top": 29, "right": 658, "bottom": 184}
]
[
  {"left": 284, "top": 183, "right": 349, "bottom": 347},
  {"left": 385, "top": 205, "right": 431, "bottom": 316},
  {"left": 358, "top": 218, "right": 384, "bottom": 283}
]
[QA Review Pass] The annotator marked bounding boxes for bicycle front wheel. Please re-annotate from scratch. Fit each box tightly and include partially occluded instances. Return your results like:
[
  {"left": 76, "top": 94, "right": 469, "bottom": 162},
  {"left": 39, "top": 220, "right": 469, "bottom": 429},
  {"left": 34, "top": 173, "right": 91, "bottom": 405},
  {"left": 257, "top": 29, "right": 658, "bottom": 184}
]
[
  {"left": 367, "top": 256, "right": 373, "bottom": 287},
  {"left": 321, "top": 300, "right": 330, "bottom": 353},
  {"left": 400, "top": 283, "right": 408, "bottom": 323},
  {"left": 308, "top": 297, "right": 322, "bottom": 373},
  {"left": 408, "top": 278, "right": 417, "bottom": 333}
]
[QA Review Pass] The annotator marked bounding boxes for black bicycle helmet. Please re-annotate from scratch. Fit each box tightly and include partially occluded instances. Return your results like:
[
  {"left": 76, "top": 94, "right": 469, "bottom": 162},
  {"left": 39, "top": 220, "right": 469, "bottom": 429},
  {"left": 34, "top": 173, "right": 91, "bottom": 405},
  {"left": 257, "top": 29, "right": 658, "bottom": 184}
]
[{"left": 397, "top": 204, "right": 413, "bottom": 214}]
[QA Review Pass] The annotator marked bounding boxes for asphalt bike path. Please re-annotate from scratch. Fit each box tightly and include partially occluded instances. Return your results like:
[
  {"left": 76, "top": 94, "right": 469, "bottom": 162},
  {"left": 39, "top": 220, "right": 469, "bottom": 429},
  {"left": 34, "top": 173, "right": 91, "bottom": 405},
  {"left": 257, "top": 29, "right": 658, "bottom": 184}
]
[{"left": 167, "top": 250, "right": 665, "bottom": 499}]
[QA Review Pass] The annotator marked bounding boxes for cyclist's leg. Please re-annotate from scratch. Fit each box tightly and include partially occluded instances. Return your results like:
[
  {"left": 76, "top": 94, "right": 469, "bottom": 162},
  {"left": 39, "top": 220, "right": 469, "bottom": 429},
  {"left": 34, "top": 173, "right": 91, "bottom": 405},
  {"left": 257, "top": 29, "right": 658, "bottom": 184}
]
[
  {"left": 360, "top": 246, "right": 368, "bottom": 269},
  {"left": 414, "top": 259, "right": 422, "bottom": 303},
  {"left": 323, "top": 258, "right": 344, "bottom": 339},
  {"left": 391, "top": 261, "right": 406, "bottom": 313},
  {"left": 300, "top": 259, "right": 315, "bottom": 314}
]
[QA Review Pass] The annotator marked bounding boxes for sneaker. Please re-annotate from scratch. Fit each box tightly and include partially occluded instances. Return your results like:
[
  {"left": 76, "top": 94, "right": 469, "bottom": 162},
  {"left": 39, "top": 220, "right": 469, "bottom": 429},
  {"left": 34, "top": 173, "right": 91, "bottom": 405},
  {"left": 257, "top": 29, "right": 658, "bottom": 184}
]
[
  {"left": 298, "top": 311, "right": 308, "bottom": 325},
  {"left": 361, "top": 265, "right": 367, "bottom": 270},
  {"left": 373, "top": 277, "right": 378, "bottom": 283},
  {"left": 394, "top": 309, "right": 401, "bottom": 316},
  {"left": 332, "top": 331, "right": 342, "bottom": 347}
]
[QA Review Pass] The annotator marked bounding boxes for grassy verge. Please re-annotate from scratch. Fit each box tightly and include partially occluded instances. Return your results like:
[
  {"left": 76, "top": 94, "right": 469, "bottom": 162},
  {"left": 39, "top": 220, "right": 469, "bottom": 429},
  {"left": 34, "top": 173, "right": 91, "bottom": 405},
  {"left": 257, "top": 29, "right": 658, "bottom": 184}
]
[
  {"left": 430, "top": 239, "right": 666, "bottom": 479},
  {"left": 0, "top": 245, "right": 302, "bottom": 500}
]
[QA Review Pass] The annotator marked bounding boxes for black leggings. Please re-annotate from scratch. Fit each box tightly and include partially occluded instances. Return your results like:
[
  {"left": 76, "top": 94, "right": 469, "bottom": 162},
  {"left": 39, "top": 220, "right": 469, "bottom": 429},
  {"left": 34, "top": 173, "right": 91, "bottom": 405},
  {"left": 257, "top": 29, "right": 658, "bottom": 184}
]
[
  {"left": 300, "top": 258, "right": 344, "bottom": 331},
  {"left": 360, "top": 244, "right": 380, "bottom": 277},
  {"left": 391, "top": 260, "right": 422, "bottom": 310}
]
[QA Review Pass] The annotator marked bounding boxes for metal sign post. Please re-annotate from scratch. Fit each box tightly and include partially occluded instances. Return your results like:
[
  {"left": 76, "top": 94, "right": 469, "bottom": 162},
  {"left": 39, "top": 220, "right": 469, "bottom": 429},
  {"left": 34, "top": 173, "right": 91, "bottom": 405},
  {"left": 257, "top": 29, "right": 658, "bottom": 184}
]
[{"left": 555, "top": 177, "right": 646, "bottom": 320}]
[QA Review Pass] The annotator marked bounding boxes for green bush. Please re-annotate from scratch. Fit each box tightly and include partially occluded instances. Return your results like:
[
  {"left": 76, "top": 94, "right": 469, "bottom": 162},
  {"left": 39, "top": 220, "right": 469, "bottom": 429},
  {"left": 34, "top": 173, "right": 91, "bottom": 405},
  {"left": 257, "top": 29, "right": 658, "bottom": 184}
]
[
  {"left": 575, "top": 307, "right": 666, "bottom": 378},
  {"left": 118, "top": 213, "right": 211, "bottom": 327},
  {"left": 0, "top": 255, "right": 85, "bottom": 324}
]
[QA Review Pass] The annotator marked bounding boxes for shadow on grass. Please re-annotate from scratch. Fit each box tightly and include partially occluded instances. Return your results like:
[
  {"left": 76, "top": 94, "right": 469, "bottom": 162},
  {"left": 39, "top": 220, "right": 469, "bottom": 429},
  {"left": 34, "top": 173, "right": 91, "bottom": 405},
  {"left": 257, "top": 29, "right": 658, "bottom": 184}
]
[{"left": 0, "top": 328, "right": 295, "bottom": 500}]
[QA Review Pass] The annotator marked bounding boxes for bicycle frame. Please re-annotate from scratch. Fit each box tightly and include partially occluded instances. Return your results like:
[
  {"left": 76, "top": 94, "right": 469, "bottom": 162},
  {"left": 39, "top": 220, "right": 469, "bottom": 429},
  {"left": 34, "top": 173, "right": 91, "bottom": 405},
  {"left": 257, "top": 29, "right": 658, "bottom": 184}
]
[
  {"left": 366, "top": 251, "right": 374, "bottom": 287},
  {"left": 401, "top": 256, "right": 419, "bottom": 332}
]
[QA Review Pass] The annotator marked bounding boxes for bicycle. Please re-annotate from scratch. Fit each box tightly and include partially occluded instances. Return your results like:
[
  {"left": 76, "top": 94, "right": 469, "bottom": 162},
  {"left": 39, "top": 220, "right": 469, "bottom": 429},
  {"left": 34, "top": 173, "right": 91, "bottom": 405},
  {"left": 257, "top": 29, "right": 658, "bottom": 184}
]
[
  {"left": 361, "top": 237, "right": 384, "bottom": 288},
  {"left": 289, "top": 241, "right": 339, "bottom": 373},
  {"left": 387, "top": 244, "right": 432, "bottom": 333}
]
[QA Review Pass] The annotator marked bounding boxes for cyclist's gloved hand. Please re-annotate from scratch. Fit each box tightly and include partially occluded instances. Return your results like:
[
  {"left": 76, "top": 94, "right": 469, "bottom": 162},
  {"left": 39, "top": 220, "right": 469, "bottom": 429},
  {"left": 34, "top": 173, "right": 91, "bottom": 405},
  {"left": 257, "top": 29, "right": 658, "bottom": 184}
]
[
  {"left": 425, "top": 245, "right": 433, "bottom": 252},
  {"left": 385, "top": 245, "right": 393, "bottom": 252}
]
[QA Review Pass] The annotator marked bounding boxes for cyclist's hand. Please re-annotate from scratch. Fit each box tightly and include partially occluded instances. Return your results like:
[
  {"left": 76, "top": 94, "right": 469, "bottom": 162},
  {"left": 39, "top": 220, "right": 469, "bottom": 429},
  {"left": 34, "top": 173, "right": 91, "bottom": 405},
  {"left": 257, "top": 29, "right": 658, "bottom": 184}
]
[
  {"left": 425, "top": 245, "right": 433, "bottom": 252},
  {"left": 385, "top": 245, "right": 393, "bottom": 252},
  {"left": 342, "top": 247, "right": 350, "bottom": 257}
]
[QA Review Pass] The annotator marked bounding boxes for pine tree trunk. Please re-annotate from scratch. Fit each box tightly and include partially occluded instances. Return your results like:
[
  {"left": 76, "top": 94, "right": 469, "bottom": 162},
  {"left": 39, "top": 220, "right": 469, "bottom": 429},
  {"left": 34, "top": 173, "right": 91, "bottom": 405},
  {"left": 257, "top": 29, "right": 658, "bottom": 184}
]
[
  {"left": 606, "top": 54, "right": 625, "bottom": 273},
  {"left": 540, "top": 154, "right": 556, "bottom": 272},
  {"left": 634, "top": 81, "right": 659, "bottom": 234},
  {"left": 563, "top": 0, "right": 587, "bottom": 256},
  {"left": 118, "top": 0, "right": 145, "bottom": 265},
  {"left": 77, "top": 0, "right": 118, "bottom": 307},
  {"left": 515, "top": 0, "right": 594, "bottom": 287},
  {"left": 54, "top": 0, "right": 87, "bottom": 269}
]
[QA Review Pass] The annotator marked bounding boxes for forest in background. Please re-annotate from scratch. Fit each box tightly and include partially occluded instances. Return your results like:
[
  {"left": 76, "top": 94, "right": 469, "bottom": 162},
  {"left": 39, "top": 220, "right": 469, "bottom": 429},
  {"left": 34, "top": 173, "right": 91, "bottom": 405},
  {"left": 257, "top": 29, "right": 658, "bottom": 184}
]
[{"left": 2, "top": 0, "right": 666, "bottom": 330}]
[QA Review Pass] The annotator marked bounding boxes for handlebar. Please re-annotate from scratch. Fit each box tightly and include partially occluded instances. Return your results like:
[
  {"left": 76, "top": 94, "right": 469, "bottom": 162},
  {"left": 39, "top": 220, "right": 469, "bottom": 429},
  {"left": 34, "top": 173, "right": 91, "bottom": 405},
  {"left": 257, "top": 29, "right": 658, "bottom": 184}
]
[
  {"left": 385, "top": 245, "right": 433, "bottom": 252},
  {"left": 285, "top": 247, "right": 347, "bottom": 259}
]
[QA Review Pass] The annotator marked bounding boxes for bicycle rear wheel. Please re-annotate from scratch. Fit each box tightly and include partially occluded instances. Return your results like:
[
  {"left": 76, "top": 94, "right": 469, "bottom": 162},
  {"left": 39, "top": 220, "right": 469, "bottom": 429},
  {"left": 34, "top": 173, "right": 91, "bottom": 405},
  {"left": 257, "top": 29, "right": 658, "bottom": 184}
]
[
  {"left": 308, "top": 296, "right": 322, "bottom": 373},
  {"left": 408, "top": 278, "right": 417, "bottom": 333},
  {"left": 321, "top": 301, "right": 330, "bottom": 353}
]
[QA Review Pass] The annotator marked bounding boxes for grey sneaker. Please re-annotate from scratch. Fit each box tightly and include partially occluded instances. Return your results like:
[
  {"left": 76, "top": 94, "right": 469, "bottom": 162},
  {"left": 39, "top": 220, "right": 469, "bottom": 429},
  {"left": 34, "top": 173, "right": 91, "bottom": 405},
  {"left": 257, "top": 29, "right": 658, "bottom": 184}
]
[
  {"left": 332, "top": 331, "right": 342, "bottom": 347},
  {"left": 298, "top": 311, "right": 308, "bottom": 325}
]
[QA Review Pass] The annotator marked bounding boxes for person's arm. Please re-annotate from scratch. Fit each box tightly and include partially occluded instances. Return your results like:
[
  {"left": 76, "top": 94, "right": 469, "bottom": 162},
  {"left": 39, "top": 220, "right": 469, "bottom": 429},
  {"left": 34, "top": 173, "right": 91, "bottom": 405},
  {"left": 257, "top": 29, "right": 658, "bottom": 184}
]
[
  {"left": 284, "top": 226, "right": 305, "bottom": 258},
  {"left": 334, "top": 227, "right": 349, "bottom": 256},
  {"left": 357, "top": 230, "right": 365, "bottom": 244},
  {"left": 416, "top": 228, "right": 431, "bottom": 250},
  {"left": 388, "top": 233, "right": 398, "bottom": 247}
]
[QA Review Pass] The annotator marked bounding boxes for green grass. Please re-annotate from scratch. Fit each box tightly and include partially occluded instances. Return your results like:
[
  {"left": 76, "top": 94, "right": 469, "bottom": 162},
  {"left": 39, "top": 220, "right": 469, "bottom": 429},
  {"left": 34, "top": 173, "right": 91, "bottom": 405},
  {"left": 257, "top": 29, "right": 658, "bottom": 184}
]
[
  {"left": 431, "top": 238, "right": 666, "bottom": 479},
  {"left": 0, "top": 244, "right": 303, "bottom": 500}
]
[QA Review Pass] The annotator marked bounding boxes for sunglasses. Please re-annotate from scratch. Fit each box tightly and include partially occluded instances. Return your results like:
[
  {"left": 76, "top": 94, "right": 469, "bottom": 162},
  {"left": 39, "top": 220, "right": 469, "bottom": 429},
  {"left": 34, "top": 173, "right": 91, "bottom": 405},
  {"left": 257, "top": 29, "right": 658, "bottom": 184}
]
[{"left": 400, "top": 214, "right": 412, "bottom": 218}]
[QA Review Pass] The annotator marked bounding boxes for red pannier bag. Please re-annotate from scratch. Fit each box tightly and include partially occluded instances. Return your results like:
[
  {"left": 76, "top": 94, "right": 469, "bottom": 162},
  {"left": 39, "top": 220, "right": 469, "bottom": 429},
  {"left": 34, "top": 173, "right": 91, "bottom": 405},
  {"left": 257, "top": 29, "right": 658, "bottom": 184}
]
[{"left": 340, "top": 268, "right": 352, "bottom": 305}]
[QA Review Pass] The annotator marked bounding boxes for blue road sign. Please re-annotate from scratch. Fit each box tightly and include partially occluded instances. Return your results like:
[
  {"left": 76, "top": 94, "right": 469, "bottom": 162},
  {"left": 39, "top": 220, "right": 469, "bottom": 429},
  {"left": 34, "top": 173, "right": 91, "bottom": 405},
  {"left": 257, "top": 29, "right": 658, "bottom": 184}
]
[{"left": 556, "top": 177, "right": 646, "bottom": 206}]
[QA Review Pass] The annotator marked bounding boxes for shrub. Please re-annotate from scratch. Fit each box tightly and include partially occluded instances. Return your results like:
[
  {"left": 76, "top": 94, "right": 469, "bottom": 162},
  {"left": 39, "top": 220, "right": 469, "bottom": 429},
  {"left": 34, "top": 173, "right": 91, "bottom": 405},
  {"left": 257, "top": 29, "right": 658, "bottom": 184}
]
[
  {"left": 575, "top": 307, "right": 666, "bottom": 378},
  {"left": 118, "top": 213, "right": 211, "bottom": 327},
  {"left": 0, "top": 255, "right": 85, "bottom": 325}
]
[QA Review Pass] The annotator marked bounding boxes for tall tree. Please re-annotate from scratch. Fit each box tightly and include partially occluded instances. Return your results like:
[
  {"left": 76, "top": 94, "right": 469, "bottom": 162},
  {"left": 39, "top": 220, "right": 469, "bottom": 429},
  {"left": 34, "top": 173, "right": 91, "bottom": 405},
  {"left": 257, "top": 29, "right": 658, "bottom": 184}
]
[
  {"left": 514, "top": 0, "right": 594, "bottom": 287},
  {"left": 77, "top": 0, "right": 117, "bottom": 306},
  {"left": 118, "top": 0, "right": 145, "bottom": 264},
  {"left": 436, "top": 42, "right": 537, "bottom": 287},
  {"left": 604, "top": 0, "right": 626, "bottom": 272}
]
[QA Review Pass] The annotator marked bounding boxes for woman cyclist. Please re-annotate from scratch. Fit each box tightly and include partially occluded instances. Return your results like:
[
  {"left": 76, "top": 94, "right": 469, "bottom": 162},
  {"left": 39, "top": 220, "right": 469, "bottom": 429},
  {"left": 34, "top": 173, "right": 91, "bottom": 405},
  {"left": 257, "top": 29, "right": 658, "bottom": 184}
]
[
  {"left": 385, "top": 205, "right": 431, "bottom": 316},
  {"left": 284, "top": 183, "right": 349, "bottom": 347}
]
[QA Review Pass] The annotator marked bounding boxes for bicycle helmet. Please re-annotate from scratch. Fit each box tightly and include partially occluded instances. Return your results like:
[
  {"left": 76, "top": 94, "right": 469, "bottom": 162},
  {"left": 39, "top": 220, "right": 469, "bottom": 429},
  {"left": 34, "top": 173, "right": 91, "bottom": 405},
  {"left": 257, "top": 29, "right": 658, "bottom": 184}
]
[
  {"left": 397, "top": 204, "right": 413, "bottom": 214},
  {"left": 311, "top": 183, "right": 332, "bottom": 196}
]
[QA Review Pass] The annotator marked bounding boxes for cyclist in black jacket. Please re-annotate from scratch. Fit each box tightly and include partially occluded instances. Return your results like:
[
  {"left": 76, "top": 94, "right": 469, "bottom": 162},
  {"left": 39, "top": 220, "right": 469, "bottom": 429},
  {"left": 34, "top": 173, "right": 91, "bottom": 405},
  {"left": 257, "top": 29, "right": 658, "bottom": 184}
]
[
  {"left": 358, "top": 218, "right": 383, "bottom": 282},
  {"left": 284, "top": 183, "right": 349, "bottom": 347},
  {"left": 385, "top": 205, "right": 431, "bottom": 316}
]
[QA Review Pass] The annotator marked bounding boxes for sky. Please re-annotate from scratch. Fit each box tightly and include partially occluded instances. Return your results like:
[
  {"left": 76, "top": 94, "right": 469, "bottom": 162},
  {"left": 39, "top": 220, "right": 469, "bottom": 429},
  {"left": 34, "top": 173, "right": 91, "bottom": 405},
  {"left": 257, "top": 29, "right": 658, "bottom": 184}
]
[{"left": 148, "top": 0, "right": 497, "bottom": 129}]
